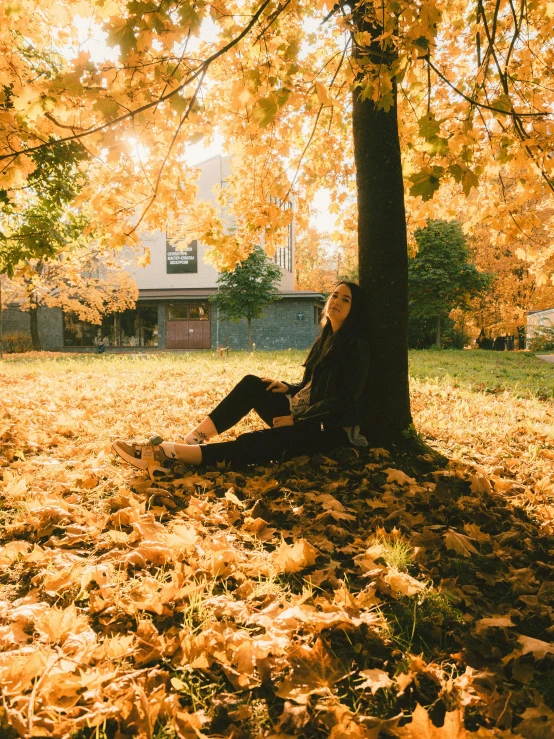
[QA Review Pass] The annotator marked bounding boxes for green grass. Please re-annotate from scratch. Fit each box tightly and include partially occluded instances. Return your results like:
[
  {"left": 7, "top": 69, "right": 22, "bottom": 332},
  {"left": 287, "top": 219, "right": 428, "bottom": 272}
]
[
  {"left": 2, "top": 347, "right": 552, "bottom": 399},
  {"left": 409, "top": 349, "right": 554, "bottom": 399}
]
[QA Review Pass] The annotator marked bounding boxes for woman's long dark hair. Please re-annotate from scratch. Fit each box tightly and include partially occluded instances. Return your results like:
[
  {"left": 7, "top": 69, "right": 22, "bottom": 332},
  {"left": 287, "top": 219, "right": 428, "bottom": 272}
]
[{"left": 304, "top": 282, "right": 368, "bottom": 372}]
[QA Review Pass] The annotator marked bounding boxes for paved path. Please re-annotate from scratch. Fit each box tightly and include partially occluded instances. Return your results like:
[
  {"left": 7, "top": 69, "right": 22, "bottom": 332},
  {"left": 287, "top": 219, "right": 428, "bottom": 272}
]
[{"left": 537, "top": 354, "right": 554, "bottom": 363}]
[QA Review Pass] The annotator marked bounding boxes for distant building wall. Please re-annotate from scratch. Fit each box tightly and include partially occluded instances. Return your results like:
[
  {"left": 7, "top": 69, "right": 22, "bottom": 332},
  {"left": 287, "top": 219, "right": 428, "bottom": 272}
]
[
  {"left": 2, "top": 155, "right": 310, "bottom": 353},
  {"left": 526, "top": 307, "right": 554, "bottom": 348},
  {"left": 2, "top": 305, "right": 63, "bottom": 350},
  {"left": 128, "top": 232, "right": 221, "bottom": 290},
  {"left": 213, "top": 298, "right": 319, "bottom": 351},
  {"left": 3, "top": 305, "right": 30, "bottom": 334},
  {"left": 126, "top": 155, "right": 295, "bottom": 294},
  {"left": 3, "top": 298, "right": 322, "bottom": 352}
]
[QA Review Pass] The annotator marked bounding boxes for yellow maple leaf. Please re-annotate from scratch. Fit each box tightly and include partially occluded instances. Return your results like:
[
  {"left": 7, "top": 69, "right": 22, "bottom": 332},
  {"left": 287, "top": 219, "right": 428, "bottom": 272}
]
[
  {"left": 394, "top": 703, "right": 467, "bottom": 738},
  {"left": 273, "top": 538, "right": 318, "bottom": 573}
]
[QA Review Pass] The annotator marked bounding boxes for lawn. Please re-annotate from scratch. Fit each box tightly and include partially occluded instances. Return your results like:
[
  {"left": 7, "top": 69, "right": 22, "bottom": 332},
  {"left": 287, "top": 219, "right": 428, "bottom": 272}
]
[
  {"left": 409, "top": 349, "right": 554, "bottom": 399},
  {"left": 0, "top": 349, "right": 553, "bottom": 739}
]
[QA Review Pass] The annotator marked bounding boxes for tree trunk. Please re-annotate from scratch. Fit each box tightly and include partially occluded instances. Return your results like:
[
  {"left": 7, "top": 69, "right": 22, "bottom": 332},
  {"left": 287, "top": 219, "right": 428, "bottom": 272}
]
[
  {"left": 247, "top": 318, "right": 252, "bottom": 352},
  {"left": 29, "top": 302, "right": 42, "bottom": 351},
  {"left": 436, "top": 315, "right": 441, "bottom": 349},
  {"left": 352, "top": 13, "right": 413, "bottom": 443}
]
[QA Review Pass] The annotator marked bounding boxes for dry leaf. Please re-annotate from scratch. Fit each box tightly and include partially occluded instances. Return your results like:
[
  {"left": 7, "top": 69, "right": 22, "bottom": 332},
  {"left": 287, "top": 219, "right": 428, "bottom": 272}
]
[
  {"left": 273, "top": 539, "right": 318, "bottom": 573},
  {"left": 475, "top": 616, "right": 516, "bottom": 632},
  {"left": 357, "top": 668, "right": 394, "bottom": 694},
  {"left": 383, "top": 569, "right": 426, "bottom": 597},
  {"left": 443, "top": 530, "right": 479, "bottom": 557},
  {"left": 469, "top": 476, "right": 492, "bottom": 494},
  {"left": 385, "top": 469, "right": 417, "bottom": 486},
  {"left": 517, "top": 634, "right": 554, "bottom": 659},
  {"left": 394, "top": 703, "right": 467, "bottom": 738}
]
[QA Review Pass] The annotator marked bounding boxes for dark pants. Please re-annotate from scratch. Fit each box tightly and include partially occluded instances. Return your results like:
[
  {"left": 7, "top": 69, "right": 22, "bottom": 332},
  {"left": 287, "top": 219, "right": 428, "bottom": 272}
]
[{"left": 200, "top": 374, "right": 349, "bottom": 468}]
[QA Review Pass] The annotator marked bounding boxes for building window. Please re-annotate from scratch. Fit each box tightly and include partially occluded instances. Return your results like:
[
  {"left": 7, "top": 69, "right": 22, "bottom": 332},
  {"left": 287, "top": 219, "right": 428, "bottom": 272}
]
[
  {"left": 314, "top": 305, "right": 324, "bottom": 324},
  {"left": 63, "top": 307, "right": 158, "bottom": 348},
  {"left": 63, "top": 314, "right": 98, "bottom": 347},
  {"left": 167, "top": 304, "right": 188, "bottom": 320},
  {"left": 167, "top": 303, "right": 209, "bottom": 321},
  {"left": 273, "top": 199, "right": 293, "bottom": 273}
]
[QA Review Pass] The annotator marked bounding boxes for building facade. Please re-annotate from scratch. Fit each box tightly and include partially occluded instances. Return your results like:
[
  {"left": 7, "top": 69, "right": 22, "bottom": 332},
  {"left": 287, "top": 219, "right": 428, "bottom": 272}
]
[
  {"left": 3, "top": 155, "right": 325, "bottom": 352},
  {"left": 526, "top": 307, "right": 554, "bottom": 349}
]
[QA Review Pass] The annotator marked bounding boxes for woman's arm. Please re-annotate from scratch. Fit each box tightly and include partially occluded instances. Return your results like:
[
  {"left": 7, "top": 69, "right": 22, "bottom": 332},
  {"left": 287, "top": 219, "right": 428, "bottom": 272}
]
[
  {"left": 261, "top": 379, "right": 289, "bottom": 393},
  {"left": 293, "top": 338, "right": 370, "bottom": 424}
]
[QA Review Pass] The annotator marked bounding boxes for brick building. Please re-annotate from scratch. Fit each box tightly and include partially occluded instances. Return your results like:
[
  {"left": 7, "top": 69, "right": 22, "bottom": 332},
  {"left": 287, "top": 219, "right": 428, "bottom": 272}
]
[{"left": 3, "top": 155, "right": 325, "bottom": 352}]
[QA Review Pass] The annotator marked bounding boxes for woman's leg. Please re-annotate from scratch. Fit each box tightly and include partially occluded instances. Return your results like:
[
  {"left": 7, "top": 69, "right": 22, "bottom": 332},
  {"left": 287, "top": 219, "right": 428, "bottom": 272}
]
[
  {"left": 200, "top": 423, "right": 349, "bottom": 468},
  {"left": 186, "top": 375, "right": 290, "bottom": 441},
  {"left": 114, "top": 423, "right": 348, "bottom": 474},
  {"left": 184, "top": 418, "right": 218, "bottom": 444}
]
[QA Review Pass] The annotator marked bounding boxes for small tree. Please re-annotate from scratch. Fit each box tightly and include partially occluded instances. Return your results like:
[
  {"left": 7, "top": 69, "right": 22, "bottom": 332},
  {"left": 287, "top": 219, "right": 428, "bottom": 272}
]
[
  {"left": 211, "top": 246, "right": 281, "bottom": 352},
  {"left": 409, "top": 220, "right": 492, "bottom": 349},
  {"left": 0, "top": 141, "right": 89, "bottom": 277},
  {"left": 7, "top": 251, "right": 138, "bottom": 350}
]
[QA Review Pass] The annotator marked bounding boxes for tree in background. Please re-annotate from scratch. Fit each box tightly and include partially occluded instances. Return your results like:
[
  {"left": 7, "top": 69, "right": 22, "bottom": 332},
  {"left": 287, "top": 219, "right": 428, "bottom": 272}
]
[
  {"left": 0, "top": 141, "right": 89, "bottom": 277},
  {"left": 0, "top": 137, "right": 136, "bottom": 350},
  {"left": 294, "top": 226, "right": 338, "bottom": 293},
  {"left": 6, "top": 250, "right": 138, "bottom": 351},
  {"left": 467, "top": 189, "right": 554, "bottom": 343},
  {"left": 409, "top": 220, "right": 492, "bottom": 349},
  {"left": 211, "top": 246, "right": 281, "bottom": 352}
]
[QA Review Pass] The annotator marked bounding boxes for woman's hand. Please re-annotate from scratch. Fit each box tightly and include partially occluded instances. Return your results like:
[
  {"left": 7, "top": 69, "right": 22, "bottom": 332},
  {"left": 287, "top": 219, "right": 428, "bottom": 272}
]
[
  {"left": 262, "top": 378, "right": 289, "bottom": 393},
  {"left": 273, "top": 415, "right": 294, "bottom": 427}
]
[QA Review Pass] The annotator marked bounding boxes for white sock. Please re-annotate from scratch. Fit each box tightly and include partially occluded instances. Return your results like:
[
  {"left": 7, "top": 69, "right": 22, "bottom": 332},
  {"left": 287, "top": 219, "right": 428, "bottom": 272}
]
[
  {"left": 184, "top": 432, "right": 207, "bottom": 444},
  {"left": 161, "top": 442, "right": 177, "bottom": 458}
]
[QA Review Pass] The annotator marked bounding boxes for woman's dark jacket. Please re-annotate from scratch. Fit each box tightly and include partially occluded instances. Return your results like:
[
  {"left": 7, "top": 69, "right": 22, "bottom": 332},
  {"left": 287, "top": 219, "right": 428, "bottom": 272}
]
[{"left": 283, "top": 332, "right": 370, "bottom": 428}]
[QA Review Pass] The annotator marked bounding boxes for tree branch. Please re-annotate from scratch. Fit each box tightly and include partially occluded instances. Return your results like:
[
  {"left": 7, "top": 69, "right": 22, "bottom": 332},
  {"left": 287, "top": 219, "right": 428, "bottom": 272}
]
[
  {"left": 0, "top": 0, "right": 275, "bottom": 164},
  {"left": 128, "top": 69, "right": 206, "bottom": 236},
  {"left": 425, "top": 57, "right": 550, "bottom": 117}
]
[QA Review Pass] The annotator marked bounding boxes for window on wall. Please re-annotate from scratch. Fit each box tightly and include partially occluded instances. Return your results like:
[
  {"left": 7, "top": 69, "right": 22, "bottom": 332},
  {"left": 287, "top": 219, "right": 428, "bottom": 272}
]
[
  {"left": 273, "top": 199, "right": 293, "bottom": 273},
  {"left": 63, "top": 307, "right": 158, "bottom": 347},
  {"left": 314, "top": 305, "right": 324, "bottom": 324},
  {"left": 63, "top": 314, "right": 98, "bottom": 347},
  {"left": 167, "top": 303, "right": 209, "bottom": 321}
]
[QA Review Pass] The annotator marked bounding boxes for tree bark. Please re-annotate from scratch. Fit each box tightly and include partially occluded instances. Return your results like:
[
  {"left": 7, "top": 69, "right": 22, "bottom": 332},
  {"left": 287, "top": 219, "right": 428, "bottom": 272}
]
[
  {"left": 436, "top": 315, "right": 441, "bottom": 349},
  {"left": 247, "top": 318, "right": 252, "bottom": 352},
  {"left": 29, "top": 301, "right": 42, "bottom": 351},
  {"left": 352, "top": 14, "right": 413, "bottom": 442}
]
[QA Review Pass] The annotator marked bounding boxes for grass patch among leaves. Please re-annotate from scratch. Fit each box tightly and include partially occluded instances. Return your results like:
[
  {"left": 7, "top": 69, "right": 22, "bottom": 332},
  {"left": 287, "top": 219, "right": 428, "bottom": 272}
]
[
  {"left": 410, "top": 348, "right": 554, "bottom": 399},
  {"left": 0, "top": 350, "right": 553, "bottom": 738}
]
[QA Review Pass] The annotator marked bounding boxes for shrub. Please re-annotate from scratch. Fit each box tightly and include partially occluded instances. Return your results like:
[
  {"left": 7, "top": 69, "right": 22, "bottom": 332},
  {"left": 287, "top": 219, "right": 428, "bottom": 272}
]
[
  {"left": 529, "top": 326, "right": 554, "bottom": 352},
  {"left": 408, "top": 314, "right": 469, "bottom": 349},
  {"left": 2, "top": 331, "right": 33, "bottom": 353}
]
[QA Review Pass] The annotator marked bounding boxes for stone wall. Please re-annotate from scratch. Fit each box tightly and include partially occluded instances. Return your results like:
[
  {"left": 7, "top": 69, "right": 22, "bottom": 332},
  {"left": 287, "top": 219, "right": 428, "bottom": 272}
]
[
  {"left": 212, "top": 298, "right": 320, "bottom": 351},
  {"left": 2, "top": 305, "right": 63, "bottom": 351}
]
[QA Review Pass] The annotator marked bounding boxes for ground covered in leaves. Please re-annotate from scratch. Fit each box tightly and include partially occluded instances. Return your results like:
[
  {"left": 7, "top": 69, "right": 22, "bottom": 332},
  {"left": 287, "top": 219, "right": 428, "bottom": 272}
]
[{"left": 1, "top": 351, "right": 553, "bottom": 739}]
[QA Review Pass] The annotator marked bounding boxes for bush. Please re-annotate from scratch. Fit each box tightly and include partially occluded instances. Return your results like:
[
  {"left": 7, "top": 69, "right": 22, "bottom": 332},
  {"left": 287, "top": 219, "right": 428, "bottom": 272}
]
[
  {"left": 2, "top": 331, "right": 33, "bottom": 353},
  {"left": 529, "top": 326, "right": 554, "bottom": 352},
  {"left": 408, "top": 314, "right": 469, "bottom": 349}
]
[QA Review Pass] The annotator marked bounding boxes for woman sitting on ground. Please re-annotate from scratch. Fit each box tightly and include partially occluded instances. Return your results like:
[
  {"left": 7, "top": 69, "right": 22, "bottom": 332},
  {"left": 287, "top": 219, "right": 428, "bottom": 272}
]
[{"left": 112, "top": 281, "right": 370, "bottom": 476}]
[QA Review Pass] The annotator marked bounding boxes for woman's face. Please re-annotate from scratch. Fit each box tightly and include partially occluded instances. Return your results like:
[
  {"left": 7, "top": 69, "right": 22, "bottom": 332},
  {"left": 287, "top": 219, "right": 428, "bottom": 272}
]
[{"left": 326, "top": 283, "right": 352, "bottom": 329}]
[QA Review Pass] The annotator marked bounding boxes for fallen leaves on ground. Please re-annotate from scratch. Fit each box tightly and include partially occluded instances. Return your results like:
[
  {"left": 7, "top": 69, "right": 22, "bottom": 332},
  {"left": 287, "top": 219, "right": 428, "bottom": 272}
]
[{"left": 0, "top": 352, "right": 553, "bottom": 739}]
